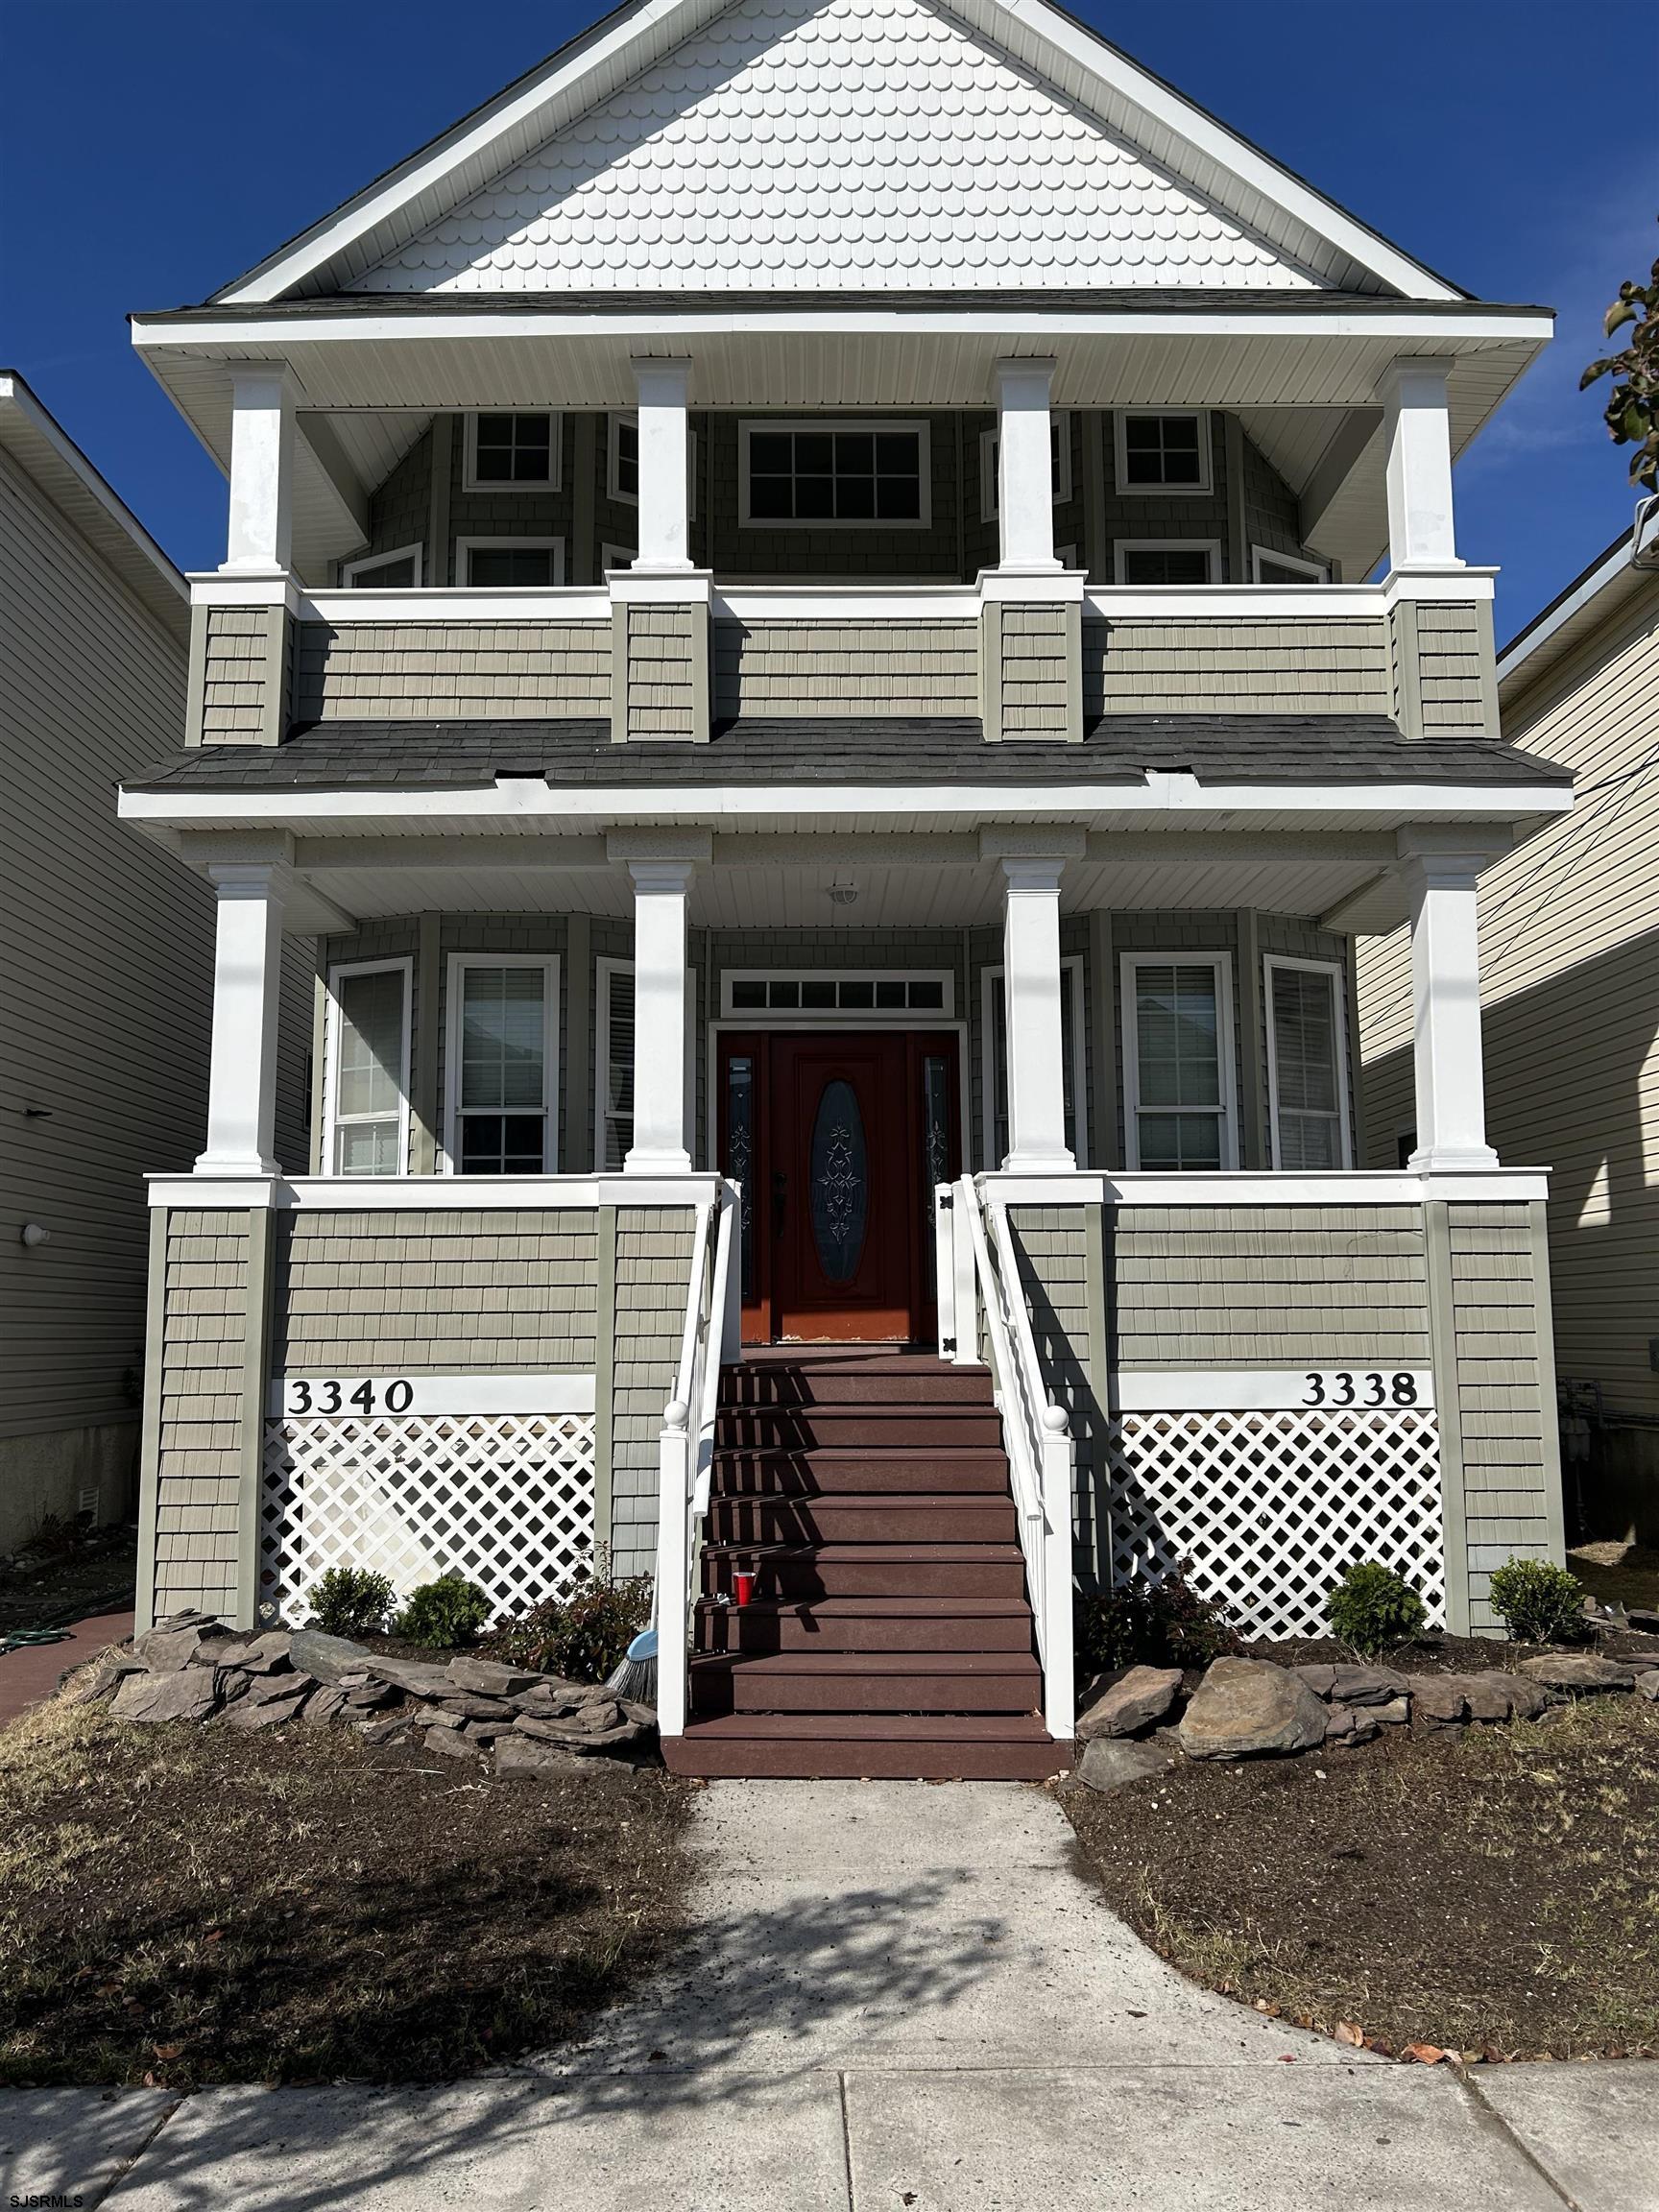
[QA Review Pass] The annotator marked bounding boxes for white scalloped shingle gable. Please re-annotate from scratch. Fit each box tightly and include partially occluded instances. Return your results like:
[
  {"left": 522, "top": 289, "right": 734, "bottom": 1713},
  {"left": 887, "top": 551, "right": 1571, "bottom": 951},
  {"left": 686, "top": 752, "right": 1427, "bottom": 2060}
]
[{"left": 350, "top": 0, "right": 1321, "bottom": 294}]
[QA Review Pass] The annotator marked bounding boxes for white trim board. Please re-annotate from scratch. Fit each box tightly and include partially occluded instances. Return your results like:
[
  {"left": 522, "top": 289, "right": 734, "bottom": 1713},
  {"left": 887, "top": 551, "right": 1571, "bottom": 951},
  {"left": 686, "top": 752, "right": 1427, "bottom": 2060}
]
[
  {"left": 270, "top": 1372, "right": 597, "bottom": 1418},
  {"left": 1111, "top": 1368, "right": 1434, "bottom": 1411},
  {"left": 342, "top": 541, "right": 424, "bottom": 589},
  {"left": 148, "top": 1170, "right": 729, "bottom": 1210}
]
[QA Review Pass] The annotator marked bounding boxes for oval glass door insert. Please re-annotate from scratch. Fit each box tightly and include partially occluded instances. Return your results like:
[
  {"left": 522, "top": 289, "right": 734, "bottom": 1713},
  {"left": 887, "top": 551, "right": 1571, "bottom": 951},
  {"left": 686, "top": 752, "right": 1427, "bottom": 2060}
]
[{"left": 810, "top": 1077, "right": 868, "bottom": 1286}]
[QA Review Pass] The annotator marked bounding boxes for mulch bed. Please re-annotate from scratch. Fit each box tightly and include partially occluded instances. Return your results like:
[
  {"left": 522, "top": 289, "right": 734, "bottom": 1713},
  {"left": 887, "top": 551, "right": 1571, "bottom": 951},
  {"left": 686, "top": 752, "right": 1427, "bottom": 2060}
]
[
  {"left": 0, "top": 1527, "right": 137, "bottom": 1637},
  {"left": 1062, "top": 1694, "right": 1659, "bottom": 2062},
  {"left": 0, "top": 1696, "right": 694, "bottom": 2088},
  {"left": 1241, "top": 1626, "right": 1659, "bottom": 1672}
]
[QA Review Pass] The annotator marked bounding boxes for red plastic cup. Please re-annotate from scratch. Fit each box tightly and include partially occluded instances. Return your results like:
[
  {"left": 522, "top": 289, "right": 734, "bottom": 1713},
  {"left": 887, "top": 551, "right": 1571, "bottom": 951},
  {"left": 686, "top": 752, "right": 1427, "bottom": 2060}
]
[{"left": 733, "top": 1571, "right": 757, "bottom": 1608}]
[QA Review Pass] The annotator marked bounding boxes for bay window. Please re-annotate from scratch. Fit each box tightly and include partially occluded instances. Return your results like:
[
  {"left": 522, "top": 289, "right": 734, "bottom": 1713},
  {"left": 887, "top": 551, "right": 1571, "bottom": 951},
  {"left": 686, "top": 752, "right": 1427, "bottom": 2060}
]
[
  {"left": 1121, "top": 954, "right": 1238, "bottom": 1171},
  {"left": 445, "top": 955, "right": 559, "bottom": 1174}
]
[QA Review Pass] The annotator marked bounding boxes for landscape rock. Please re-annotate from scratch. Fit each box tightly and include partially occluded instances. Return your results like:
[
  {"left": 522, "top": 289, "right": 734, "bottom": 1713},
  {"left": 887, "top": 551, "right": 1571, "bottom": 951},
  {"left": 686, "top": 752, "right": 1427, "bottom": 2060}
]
[
  {"left": 1518, "top": 1653, "right": 1635, "bottom": 1695},
  {"left": 111, "top": 1667, "right": 220, "bottom": 1724},
  {"left": 301, "top": 1684, "right": 349, "bottom": 1726},
  {"left": 1637, "top": 1671, "right": 1659, "bottom": 1703},
  {"left": 1076, "top": 1665, "right": 1182, "bottom": 1741},
  {"left": 221, "top": 1688, "right": 308, "bottom": 1730},
  {"left": 134, "top": 1620, "right": 231, "bottom": 1673},
  {"left": 1373, "top": 1695, "right": 1411, "bottom": 1726},
  {"left": 289, "top": 1629, "right": 373, "bottom": 1684},
  {"left": 446, "top": 1657, "right": 542, "bottom": 1698},
  {"left": 60, "top": 1647, "right": 146, "bottom": 1705},
  {"left": 1178, "top": 1658, "right": 1327, "bottom": 1760},
  {"left": 242, "top": 1668, "right": 317, "bottom": 1708},
  {"left": 566, "top": 1696, "right": 625, "bottom": 1735},
  {"left": 1455, "top": 1672, "right": 1518, "bottom": 1723},
  {"left": 494, "top": 1733, "right": 587, "bottom": 1777},
  {"left": 457, "top": 1719, "right": 517, "bottom": 1743},
  {"left": 340, "top": 1679, "right": 398, "bottom": 1712},
  {"left": 355, "top": 1715, "right": 412, "bottom": 1745},
  {"left": 197, "top": 1630, "right": 291, "bottom": 1674},
  {"left": 364, "top": 1657, "right": 459, "bottom": 1699},
  {"left": 425, "top": 1725, "right": 482, "bottom": 1760},
  {"left": 435, "top": 1693, "right": 517, "bottom": 1721},
  {"left": 1407, "top": 1675, "right": 1468, "bottom": 1724},
  {"left": 1075, "top": 1735, "right": 1178, "bottom": 1792},
  {"left": 1324, "top": 1702, "right": 1380, "bottom": 1746},
  {"left": 515, "top": 1678, "right": 599, "bottom": 1719}
]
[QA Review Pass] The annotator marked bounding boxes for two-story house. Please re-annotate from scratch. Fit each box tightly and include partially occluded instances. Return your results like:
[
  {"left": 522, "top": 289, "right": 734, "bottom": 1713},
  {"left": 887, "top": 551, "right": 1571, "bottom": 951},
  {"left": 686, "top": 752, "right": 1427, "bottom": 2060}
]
[{"left": 119, "top": 0, "right": 1574, "bottom": 1776}]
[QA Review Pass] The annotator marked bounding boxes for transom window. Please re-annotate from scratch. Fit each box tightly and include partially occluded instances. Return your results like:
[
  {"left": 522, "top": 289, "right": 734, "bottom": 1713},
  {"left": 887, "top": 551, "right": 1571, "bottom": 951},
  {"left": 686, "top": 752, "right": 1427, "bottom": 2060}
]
[
  {"left": 984, "top": 960, "right": 1087, "bottom": 1168},
  {"left": 1265, "top": 955, "right": 1352, "bottom": 1169},
  {"left": 1115, "top": 541, "right": 1220, "bottom": 585},
  {"left": 1121, "top": 954, "right": 1238, "bottom": 1172},
  {"left": 465, "top": 411, "right": 560, "bottom": 489},
  {"left": 1114, "top": 410, "right": 1213, "bottom": 495},
  {"left": 342, "top": 543, "right": 422, "bottom": 589},
  {"left": 740, "top": 422, "right": 928, "bottom": 528},
  {"left": 445, "top": 955, "right": 559, "bottom": 1175},
  {"left": 324, "top": 960, "right": 411, "bottom": 1177},
  {"left": 723, "top": 972, "right": 950, "bottom": 1017},
  {"left": 456, "top": 538, "right": 565, "bottom": 588}
]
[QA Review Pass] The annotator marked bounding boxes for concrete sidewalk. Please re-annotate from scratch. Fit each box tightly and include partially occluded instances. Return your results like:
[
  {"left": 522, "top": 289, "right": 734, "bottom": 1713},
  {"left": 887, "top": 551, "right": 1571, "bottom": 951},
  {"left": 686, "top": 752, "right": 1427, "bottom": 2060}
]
[{"left": 7, "top": 1780, "right": 1655, "bottom": 2209}]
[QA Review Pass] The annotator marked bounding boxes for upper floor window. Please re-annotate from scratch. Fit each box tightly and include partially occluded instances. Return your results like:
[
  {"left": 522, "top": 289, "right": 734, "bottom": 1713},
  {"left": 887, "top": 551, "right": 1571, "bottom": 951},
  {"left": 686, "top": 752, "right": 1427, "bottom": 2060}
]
[
  {"left": 342, "top": 542, "right": 422, "bottom": 589},
  {"left": 323, "top": 959, "right": 411, "bottom": 1176},
  {"left": 456, "top": 537, "right": 565, "bottom": 588},
  {"left": 606, "top": 414, "right": 698, "bottom": 513},
  {"left": 1120, "top": 953, "right": 1238, "bottom": 1172},
  {"left": 1252, "top": 546, "right": 1330, "bottom": 586},
  {"left": 739, "top": 421, "right": 929, "bottom": 528},
  {"left": 1264, "top": 955, "right": 1352, "bottom": 1169},
  {"left": 444, "top": 954, "right": 559, "bottom": 1174},
  {"left": 978, "top": 417, "right": 1071, "bottom": 522},
  {"left": 464, "top": 411, "right": 561, "bottom": 491},
  {"left": 1115, "top": 540, "right": 1220, "bottom": 586},
  {"left": 1114, "top": 409, "right": 1213, "bottom": 496}
]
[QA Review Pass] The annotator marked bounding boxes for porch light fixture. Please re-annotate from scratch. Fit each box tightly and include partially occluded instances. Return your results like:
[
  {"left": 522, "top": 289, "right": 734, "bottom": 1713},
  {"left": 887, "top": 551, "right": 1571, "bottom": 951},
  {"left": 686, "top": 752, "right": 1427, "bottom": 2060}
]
[
  {"left": 19, "top": 1223, "right": 49, "bottom": 1248},
  {"left": 827, "top": 877, "right": 859, "bottom": 907}
]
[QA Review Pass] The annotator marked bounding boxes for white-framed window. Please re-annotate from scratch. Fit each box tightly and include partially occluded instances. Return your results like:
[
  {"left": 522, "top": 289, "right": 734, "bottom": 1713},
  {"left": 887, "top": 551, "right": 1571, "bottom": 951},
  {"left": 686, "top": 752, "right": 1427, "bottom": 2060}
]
[
  {"left": 739, "top": 421, "right": 931, "bottom": 529},
  {"left": 606, "top": 413, "right": 697, "bottom": 514},
  {"left": 342, "top": 541, "right": 423, "bottom": 589},
  {"left": 455, "top": 537, "right": 565, "bottom": 588},
  {"left": 1120, "top": 953, "right": 1238, "bottom": 1172},
  {"left": 1252, "top": 545, "right": 1330, "bottom": 585},
  {"left": 1263, "top": 954, "right": 1353, "bottom": 1170},
  {"left": 721, "top": 971, "right": 953, "bottom": 1020},
  {"left": 595, "top": 957, "right": 635, "bottom": 1172},
  {"left": 1113, "top": 409, "right": 1214, "bottom": 496},
  {"left": 981, "top": 959, "right": 1087, "bottom": 1169},
  {"left": 463, "top": 410, "right": 560, "bottom": 491},
  {"left": 322, "top": 958, "right": 412, "bottom": 1177},
  {"left": 601, "top": 542, "right": 637, "bottom": 573},
  {"left": 443, "top": 954, "right": 560, "bottom": 1174},
  {"left": 978, "top": 417, "right": 1072, "bottom": 523},
  {"left": 1114, "top": 540, "right": 1221, "bottom": 585}
]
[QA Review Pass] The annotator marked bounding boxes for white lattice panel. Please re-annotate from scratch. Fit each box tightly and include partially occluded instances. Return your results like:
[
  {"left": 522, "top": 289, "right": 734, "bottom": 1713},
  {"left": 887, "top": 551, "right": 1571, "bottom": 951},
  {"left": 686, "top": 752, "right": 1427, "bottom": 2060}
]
[
  {"left": 261, "top": 1412, "right": 597, "bottom": 1624},
  {"left": 1105, "top": 1409, "right": 1445, "bottom": 1639}
]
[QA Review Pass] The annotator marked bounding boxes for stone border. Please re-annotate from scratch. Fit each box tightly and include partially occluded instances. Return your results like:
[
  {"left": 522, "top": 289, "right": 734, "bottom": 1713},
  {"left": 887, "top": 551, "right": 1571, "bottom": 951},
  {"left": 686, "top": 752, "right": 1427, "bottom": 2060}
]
[{"left": 60, "top": 1612, "right": 656, "bottom": 1777}]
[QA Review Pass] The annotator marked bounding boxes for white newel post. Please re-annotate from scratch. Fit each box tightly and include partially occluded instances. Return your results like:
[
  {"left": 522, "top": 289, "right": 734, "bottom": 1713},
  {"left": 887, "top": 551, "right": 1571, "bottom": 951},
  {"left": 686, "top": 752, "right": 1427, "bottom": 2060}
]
[
  {"left": 223, "top": 366, "right": 298, "bottom": 573},
  {"left": 993, "top": 356, "right": 1059, "bottom": 571},
  {"left": 196, "top": 860, "right": 291, "bottom": 1175},
  {"left": 626, "top": 859, "right": 694, "bottom": 1172},
  {"left": 999, "top": 856, "right": 1074, "bottom": 1171},
  {"left": 1380, "top": 359, "right": 1460, "bottom": 573},
  {"left": 633, "top": 358, "right": 693, "bottom": 572},
  {"left": 1400, "top": 836, "right": 1499, "bottom": 1171}
]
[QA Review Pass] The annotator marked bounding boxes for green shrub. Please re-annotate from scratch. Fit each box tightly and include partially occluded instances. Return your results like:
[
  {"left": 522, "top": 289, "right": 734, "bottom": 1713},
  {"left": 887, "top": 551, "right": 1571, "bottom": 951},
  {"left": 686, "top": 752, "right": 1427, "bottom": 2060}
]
[
  {"left": 485, "top": 1558, "right": 652, "bottom": 1684},
  {"left": 1326, "top": 1561, "right": 1427, "bottom": 1656},
  {"left": 1487, "top": 1556, "right": 1591, "bottom": 1645},
  {"left": 394, "top": 1574, "right": 492, "bottom": 1650},
  {"left": 308, "top": 1566, "right": 395, "bottom": 1640},
  {"left": 1075, "top": 1573, "right": 1239, "bottom": 1676}
]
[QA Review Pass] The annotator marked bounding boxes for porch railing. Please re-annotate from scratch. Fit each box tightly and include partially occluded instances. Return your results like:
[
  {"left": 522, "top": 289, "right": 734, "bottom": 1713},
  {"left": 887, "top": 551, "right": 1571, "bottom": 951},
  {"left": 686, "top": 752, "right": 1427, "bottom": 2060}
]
[
  {"left": 654, "top": 1179, "right": 739, "bottom": 1739},
  {"left": 942, "top": 1175, "right": 1075, "bottom": 1741}
]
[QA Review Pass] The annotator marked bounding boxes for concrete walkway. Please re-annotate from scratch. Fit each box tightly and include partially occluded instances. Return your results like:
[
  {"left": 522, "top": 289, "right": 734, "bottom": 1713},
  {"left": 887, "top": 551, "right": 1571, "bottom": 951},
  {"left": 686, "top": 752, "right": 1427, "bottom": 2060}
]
[
  {"left": 0, "top": 1608, "right": 132, "bottom": 1725},
  {"left": 7, "top": 1780, "right": 1655, "bottom": 2209}
]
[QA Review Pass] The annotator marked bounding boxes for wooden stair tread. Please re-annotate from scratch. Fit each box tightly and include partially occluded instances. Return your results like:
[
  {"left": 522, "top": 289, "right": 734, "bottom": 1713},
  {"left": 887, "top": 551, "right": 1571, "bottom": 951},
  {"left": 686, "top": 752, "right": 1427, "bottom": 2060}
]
[
  {"left": 700, "top": 1540, "right": 1025, "bottom": 1563},
  {"left": 694, "top": 1595, "right": 1031, "bottom": 1618},
  {"left": 676, "top": 1711, "right": 1053, "bottom": 1742},
  {"left": 691, "top": 1649, "right": 1039, "bottom": 1677}
]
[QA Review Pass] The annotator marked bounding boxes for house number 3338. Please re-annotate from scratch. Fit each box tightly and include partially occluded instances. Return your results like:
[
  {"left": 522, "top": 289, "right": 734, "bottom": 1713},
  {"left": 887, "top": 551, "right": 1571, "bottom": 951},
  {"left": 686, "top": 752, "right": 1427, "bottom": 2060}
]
[{"left": 1302, "top": 1371, "right": 1419, "bottom": 1407}]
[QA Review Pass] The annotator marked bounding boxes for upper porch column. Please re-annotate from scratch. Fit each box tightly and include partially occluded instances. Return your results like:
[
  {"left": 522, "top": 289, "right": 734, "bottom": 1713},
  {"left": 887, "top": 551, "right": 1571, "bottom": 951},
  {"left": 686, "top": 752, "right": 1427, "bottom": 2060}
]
[
  {"left": 195, "top": 857, "right": 292, "bottom": 1175},
  {"left": 993, "top": 357, "right": 1060, "bottom": 571},
  {"left": 632, "top": 357, "right": 693, "bottom": 572},
  {"left": 1400, "top": 830, "right": 1501, "bottom": 1172},
  {"left": 223, "top": 365, "right": 299, "bottom": 573},
  {"left": 991, "top": 839, "right": 1076, "bottom": 1172},
  {"left": 618, "top": 847, "right": 702, "bottom": 1173},
  {"left": 1379, "top": 358, "right": 1460, "bottom": 573}
]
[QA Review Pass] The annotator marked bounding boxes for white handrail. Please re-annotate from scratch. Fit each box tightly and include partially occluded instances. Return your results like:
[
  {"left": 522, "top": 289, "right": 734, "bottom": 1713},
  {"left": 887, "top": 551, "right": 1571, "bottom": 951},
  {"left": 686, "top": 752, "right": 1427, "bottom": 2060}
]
[{"left": 956, "top": 1178, "right": 1044, "bottom": 1531}]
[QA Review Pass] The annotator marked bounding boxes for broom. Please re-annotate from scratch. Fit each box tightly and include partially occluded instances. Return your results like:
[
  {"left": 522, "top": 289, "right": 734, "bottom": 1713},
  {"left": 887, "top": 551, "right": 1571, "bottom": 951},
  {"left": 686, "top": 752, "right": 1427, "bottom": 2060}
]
[{"left": 605, "top": 1625, "right": 658, "bottom": 1705}]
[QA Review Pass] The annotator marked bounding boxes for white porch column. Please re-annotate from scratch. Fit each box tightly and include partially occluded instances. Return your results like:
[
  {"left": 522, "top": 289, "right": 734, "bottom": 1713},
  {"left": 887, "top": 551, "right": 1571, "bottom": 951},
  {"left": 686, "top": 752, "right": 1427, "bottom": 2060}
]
[
  {"left": 223, "top": 366, "right": 299, "bottom": 573},
  {"left": 632, "top": 358, "right": 693, "bottom": 572},
  {"left": 993, "top": 357, "right": 1059, "bottom": 571},
  {"left": 625, "top": 859, "right": 694, "bottom": 1171},
  {"left": 999, "top": 855, "right": 1074, "bottom": 1171},
  {"left": 195, "top": 859, "right": 292, "bottom": 1175},
  {"left": 1400, "top": 833, "right": 1498, "bottom": 1171},
  {"left": 1379, "top": 358, "right": 1460, "bottom": 573}
]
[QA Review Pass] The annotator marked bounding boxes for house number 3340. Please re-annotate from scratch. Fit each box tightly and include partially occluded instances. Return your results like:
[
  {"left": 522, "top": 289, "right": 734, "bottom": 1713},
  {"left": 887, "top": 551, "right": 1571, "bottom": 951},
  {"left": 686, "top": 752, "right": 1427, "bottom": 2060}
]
[{"left": 1302, "top": 1371, "right": 1419, "bottom": 1407}]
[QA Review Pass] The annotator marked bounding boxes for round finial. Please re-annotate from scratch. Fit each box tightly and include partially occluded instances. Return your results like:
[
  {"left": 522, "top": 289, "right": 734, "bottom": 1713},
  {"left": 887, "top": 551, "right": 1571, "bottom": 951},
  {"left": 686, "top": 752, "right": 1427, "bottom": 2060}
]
[
  {"left": 1041, "top": 1404, "right": 1070, "bottom": 1437},
  {"left": 665, "top": 1399, "right": 689, "bottom": 1429}
]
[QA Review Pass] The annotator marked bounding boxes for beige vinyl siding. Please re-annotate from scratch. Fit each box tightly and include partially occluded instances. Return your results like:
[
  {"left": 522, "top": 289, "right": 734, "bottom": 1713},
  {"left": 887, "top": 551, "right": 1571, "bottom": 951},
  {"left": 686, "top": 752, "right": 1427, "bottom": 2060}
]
[
  {"left": 1006, "top": 1207, "right": 1102, "bottom": 1575},
  {"left": 1414, "top": 601, "right": 1489, "bottom": 733},
  {"left": 713, "top": 619, "right": 978, "bottom": 718},
  {"left": 621, "top": 603, "right": 699, "bottom": 738},
  {"left": 1084, "top": 614, "right": 1390, "bottom": 716},
  {"left": 295, "top": 619, "right": 611, "bottom": 721},
  {"left": 1112, "top": 1206, "right": 1431, "bottom": 1369},
  {"left": 1358, "top": 583, "right": 1659, "bottom": 1420},
  {"left": 609, "top": 1208, "right": 698, "bottom": 1576},
  {"left": 996, "top": 603, "right": 1072, "bottom": 737},
  {"left": 0, "top": 445, "right": 306, "bottom": 1453},
  {"left": 199, "top": 606, "right": 274, "bottom": 740},
  {"left": 151, "top": 1208, "right": 250, "bottom": 1620}
]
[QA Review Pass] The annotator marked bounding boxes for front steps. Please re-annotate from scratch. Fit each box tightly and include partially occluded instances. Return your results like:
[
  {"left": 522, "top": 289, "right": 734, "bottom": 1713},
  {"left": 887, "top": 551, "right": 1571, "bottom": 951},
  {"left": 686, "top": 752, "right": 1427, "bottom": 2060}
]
[{"left": 662, "top": 1347, "right": 1066, "bottom": 1781}]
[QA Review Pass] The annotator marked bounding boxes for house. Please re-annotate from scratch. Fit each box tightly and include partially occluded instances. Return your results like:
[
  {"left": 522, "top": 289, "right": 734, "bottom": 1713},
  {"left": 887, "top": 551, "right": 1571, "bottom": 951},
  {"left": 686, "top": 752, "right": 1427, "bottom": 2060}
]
[
  {"left": 117, "top": 0, "right": 1575, "bottom": 1777},
  {"left": 0, "top": 372, "right": 310, "bottom": 1551},
  {"left": 1358, "top": 501, "right": 1659, "bottom": 1551}
]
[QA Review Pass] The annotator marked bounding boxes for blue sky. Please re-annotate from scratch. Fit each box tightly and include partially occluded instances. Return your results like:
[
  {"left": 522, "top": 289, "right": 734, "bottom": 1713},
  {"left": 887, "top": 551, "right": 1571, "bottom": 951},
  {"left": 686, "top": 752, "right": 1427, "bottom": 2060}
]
[{"left": 2, "top": 1, "right": 1650, "bottom": 636}]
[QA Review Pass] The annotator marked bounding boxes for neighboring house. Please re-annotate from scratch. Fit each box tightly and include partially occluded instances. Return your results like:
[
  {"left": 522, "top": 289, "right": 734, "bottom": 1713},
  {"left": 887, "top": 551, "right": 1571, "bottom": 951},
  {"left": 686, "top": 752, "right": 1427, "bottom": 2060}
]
[
  {"left": 1358, "top": 502, "right": 1659, "bottom": 1547},
  {"left": 118, "top": 0, "right": 1575, "bottom": 1776},
  {"left": 0, "top": 373, "right": 310, "bottom": 1551}
]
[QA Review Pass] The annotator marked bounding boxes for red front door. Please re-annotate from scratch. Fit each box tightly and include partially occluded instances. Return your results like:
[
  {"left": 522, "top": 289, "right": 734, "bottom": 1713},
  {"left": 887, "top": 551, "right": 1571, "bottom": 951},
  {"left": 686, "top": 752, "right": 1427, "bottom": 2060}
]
[{"left": 718, "top": 1030, "right": 959, "bottom": 1344}]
